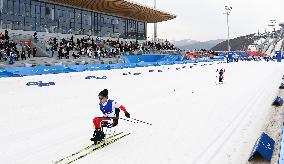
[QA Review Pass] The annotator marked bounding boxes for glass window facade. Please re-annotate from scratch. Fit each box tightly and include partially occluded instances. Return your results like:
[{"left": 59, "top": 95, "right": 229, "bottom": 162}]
[{"left": 0, "top": 0, "right": 146, "bottom": 40}]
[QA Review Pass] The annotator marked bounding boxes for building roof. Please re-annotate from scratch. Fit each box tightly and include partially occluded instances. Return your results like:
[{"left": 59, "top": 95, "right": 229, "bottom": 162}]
[{"left": 48, "top": 0, "right": 176, "bottom": 23}]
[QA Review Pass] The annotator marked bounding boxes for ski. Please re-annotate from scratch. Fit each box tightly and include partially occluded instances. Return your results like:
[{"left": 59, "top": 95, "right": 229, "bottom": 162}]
[
  {"left": 53, "top": 132, "right": 123, "bottom": 164},
  {"left": 65, "top": 132, "right": 131, "bottom": 164}
]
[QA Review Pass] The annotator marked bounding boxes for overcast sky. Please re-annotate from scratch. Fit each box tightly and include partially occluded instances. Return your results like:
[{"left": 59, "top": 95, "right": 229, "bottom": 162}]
[{"left": 132, "top": 0, "right": 284, "bottom": 41}]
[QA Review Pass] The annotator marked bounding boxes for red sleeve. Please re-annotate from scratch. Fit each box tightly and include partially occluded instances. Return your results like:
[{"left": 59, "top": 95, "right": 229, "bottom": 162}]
[{"left": 119, "top": 105, "right": 128, "bottom": 113}]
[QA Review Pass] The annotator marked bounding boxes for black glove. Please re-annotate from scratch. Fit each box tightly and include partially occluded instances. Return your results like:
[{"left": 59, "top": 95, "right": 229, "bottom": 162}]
[{"left": 125, "top": 112, "right": 130, "bottom": 118}]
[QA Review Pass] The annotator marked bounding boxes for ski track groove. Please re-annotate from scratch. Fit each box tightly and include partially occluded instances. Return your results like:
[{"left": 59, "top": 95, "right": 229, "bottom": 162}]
[{"left": 192, "top": 70, "right": 273, "bottom": 163}]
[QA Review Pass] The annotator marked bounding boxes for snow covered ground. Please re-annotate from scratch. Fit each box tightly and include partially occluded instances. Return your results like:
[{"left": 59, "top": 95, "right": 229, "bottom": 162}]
[
  {"left": 0, "top": 61, "right": 284, "bottom": 164},
  {"left": 275, "top": 39, "right": 284, "bottom": 52}
]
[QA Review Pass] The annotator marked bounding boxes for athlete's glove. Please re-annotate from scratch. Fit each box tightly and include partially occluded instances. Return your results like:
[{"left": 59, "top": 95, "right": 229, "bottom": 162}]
[{"left": 125, "top": 112, "right": 130, "bottom": 118}]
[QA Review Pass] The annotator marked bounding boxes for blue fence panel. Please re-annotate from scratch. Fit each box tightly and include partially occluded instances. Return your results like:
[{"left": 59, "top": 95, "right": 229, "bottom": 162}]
[
  {"left": 123, "top": 63, "right": 138, "bottom": 68},
  {"left": 67, "top": 64, "right": 89, "bottom": 72},
  {"left": 0, "top": 69, "right": 20, "bottom": 77},
  {"left": 174, "top": 61, "right": 187, "bottom": 64},
  {"left": 68, "top": 64, "right": 111, "bottom": 72},
  {"left": 235, "top": 51, "right": 249, "bottom": 57},
  {"left": 136, "top": 62, "right": 159, "bottom": 67},
  {"left": 158, "top": 61, "right": 175, "bottom": 65},
  {"left": 124, "top": 55, "right": 163, "bottom": 63},
  {"left": 5, "top": 67, "right": 33, "bottom": 76},
  {"left": 159, "top": 55, "right": 182, "bottom": 62},
  {"left": 124, "top": 54, "right": 183, "bottom": 64},
  {"left": 183, "top": 60, "right": 198, "bottom": 64},
  {"left": 33, "top": 65, "right": 75, "bottom": 75},
  {"left": 1, "top": 54, "right": 225, "bottom": 78},
  {"left": 109, "top": 63, "right": 126, "bottom": 69},
  {"left": 4, "top": 65, "right": 75, "bottom": 76},
  {"left": 216, "top": 51, "right": 226, "bottom": 56}
]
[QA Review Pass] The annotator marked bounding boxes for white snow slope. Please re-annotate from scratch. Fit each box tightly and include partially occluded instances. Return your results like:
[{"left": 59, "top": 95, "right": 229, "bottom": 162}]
[{"left": 0, "top": 61, "right": 284, "bottom": 164}]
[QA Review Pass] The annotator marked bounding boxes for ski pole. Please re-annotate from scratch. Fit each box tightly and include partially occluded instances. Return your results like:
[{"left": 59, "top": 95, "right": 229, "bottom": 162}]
[
  {"left": 120, "top": 117, "right": 152, "bottom": 126},
  {"left": 118, "top": 117, "right": 139, "bottom": 124},
  {"left": 129, "top": 117, "right": 152, "bottom": 126}
]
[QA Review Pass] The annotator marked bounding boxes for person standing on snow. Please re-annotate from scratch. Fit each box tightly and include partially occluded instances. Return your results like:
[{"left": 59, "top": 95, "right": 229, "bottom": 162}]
[
  {"left": 91, "top": 89, "right": 130, "bottom": 143},
  {"left": 217, "top": 68, "right": 225, "bottom": 83}
]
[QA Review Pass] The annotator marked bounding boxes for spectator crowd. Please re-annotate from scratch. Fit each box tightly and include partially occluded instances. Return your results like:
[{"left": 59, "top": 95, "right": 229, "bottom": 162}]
[
  {"left": 45, "top": 35, "right": 179, "bottom": 60},
  {"left": 0, "top": 30, "right": 37, "bottom": 64}
]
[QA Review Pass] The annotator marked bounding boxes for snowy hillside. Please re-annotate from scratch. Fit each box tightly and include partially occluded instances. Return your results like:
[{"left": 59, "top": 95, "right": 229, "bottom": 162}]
[
  {"left": 173, "top": 39, "right": 225, "bottom": 50},
  {"left": 253, "top": 30, "right": 284, "bottom": 55},
  {"left": 0, "top": 61, "right": 284, "bottom": 164}
]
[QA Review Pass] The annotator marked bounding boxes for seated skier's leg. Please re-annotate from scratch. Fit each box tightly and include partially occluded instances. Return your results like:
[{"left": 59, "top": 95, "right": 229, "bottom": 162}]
[
  {"left": 91, "top": 117, "right": 111, "bottom": 142},
  {"left": 93, "top": 117, "right": 102, "bottom": 129}
]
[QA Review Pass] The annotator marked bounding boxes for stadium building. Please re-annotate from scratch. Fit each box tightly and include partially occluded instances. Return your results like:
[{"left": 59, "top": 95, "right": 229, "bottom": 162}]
[{"left": 0, "top": 0, "right": 176, "bottom": 40}]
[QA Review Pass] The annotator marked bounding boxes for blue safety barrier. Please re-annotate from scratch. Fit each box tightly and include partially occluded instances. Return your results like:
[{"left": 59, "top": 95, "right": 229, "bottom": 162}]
[
  {"left": 278, "top": 126, "right": 284, "bottom": 164},
  {"left": 158, "top": 70, "right": 163, "bottom": 72},
  {"left": 158, "top": 61, "right": 175, "bottom": 65},
  {"left": 0, "top": 69, "right": 21, "bottom": 77},
  {"left": 272, "top": 96, "right": 283, "bottom": 106},
  {"left": 123, "top": 63, "right": 138, "bottom": 68},
  {"left": 215, "top": 51, "right": 250, "bottom": 57},
  {"left": 109, "top": 63, "right": 126, "bottom": 69},
  {"left": 69, "top": 64, "right": 110, "bottom": 72},
  {"left": 5, "top": 65, "right": 75, "bottom": 76},
  {"left": 124, "top": 55, "right": 162, "bottom": 63},
  {"left": 248, "top": 132, "right": 275, "bottom": 161},
  {"left": 235, "top": 51, "right": 249, "bottom": 57},
  {"left": 133, "top": 73, "right": 141, "bottom": 75},
  {"left": 0, "top": 55, "right": 225, "bottom": 78},
  {"left": 149, "top": 70, "right": 154, "bottom": 72},
  {"left": 215, "top": 51, "right": 226, "bottom": 56},
  {"left": 174, "top": 61, "right": 187, "bottom": 64},
  {"left": 136, "top": 62, "right": 159, "bottom": 67},
  {"left": 124, "top": 54, "right": 183, "bottom": 64}
]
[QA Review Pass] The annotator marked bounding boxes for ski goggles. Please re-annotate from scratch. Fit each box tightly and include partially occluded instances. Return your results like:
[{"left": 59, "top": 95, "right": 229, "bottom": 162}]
[{"left": 98, "top": 96, "right": 104, "bottom": 100}]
